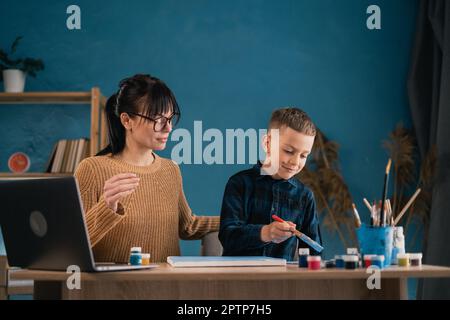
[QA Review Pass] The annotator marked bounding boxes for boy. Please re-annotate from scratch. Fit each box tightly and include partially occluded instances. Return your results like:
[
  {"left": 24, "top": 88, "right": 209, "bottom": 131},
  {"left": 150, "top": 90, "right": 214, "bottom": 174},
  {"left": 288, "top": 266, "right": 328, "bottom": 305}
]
[{"left": 219, "top": 107, "right": 322, "bottom": 260}]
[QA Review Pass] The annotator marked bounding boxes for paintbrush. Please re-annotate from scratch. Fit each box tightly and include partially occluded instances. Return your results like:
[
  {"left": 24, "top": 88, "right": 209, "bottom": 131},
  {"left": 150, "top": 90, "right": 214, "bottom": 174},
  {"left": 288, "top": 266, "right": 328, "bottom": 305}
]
[
  {"left": 394, "top": 188, "right": 421, "bottom": 226},
  {"left": 386, "top": 199, "right": 392, "bottom": 226},
  {"left": 375, "top": 200, "right": 382, "bottom": 227},
  {"left": 374, "top": 201, "right": 377, "bottom": 226},
  {"left": 363, "top": 198, "right": 373, "bottom": 212},
  {"left": 363, "top": 198, "right": 374, "bottom": 226},
  {"left": 272, "top": 215, "right": 324, "bottom": 252},
  {"left": 352, "top": 203, "right": 362, "bottom": 228},
  {"left": 380, "top": 158, "right": 392, "bottom": 227}
]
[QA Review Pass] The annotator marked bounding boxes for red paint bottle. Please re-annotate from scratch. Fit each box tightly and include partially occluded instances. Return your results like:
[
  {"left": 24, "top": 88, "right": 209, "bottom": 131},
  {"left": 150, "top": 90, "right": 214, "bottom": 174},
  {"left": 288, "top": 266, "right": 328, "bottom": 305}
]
[{"left": 307, "top": 256, "right": 321, "bottom": 270}]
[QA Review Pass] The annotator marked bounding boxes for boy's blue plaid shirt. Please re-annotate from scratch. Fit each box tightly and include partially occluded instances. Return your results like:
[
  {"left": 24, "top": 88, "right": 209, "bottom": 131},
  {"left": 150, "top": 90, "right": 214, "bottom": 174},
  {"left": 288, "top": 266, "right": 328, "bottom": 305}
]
[{"left": 219, "top": 162, "right": 322, "bottom": 260}]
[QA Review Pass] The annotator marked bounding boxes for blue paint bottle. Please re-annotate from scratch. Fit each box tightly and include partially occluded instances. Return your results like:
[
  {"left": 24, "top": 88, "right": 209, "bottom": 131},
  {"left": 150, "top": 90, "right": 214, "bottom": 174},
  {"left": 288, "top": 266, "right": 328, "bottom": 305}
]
[
  {"left": 129, "top": 246, "right": 142, "bottom": 265},
  {"left": 298, "top": 248, "right": 310, "bottom": 268},
  {"left": 335, "top": 255, "right": 345, "bottom": 268}
]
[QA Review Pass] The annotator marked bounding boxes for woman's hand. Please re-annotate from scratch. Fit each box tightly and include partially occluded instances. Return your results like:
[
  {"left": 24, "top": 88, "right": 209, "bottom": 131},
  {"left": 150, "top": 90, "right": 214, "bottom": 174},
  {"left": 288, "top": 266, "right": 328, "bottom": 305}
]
[
  {"left": 103, "top": 173, "right": 140, "bottom": 213},
  {"left": 261, "top": 221, "right": 296, "bottom": 244}
]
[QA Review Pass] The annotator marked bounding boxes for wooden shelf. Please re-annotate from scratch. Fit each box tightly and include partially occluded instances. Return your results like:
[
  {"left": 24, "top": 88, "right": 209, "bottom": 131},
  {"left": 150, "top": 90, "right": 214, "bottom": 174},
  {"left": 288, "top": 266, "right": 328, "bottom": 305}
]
[
  {"left": 0, "top": 92, "right": 92, "bottom": 104},
  {"left": 0, "top": 173, "right": 72, "bottom": 179},
  {"left": 1, "top": 257, "right": 33, "bottom": 299},
  {"left": 0, "top": 88, "right": 108, "bottom": 156}
]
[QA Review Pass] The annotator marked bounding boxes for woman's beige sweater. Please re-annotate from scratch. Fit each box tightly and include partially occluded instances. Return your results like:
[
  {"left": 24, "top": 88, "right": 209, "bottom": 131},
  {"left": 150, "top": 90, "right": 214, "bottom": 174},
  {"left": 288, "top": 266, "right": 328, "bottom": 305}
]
[{"left": 74, "top": 153, "right": 220, "bottom": 263}]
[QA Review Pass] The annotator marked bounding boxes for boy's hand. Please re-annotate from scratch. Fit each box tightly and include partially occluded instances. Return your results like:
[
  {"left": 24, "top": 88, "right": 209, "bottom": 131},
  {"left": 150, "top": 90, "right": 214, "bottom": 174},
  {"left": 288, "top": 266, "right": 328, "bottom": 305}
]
[{"left": 261, "top": 221, "right": 296, "bottom": 244}]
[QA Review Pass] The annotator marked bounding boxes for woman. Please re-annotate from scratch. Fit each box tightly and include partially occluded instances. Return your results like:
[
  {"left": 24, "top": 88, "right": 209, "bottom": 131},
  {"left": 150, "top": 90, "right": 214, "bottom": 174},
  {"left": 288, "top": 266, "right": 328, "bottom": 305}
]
[{"left": 74, "top": 74, "right": 219, "bottom": 263}]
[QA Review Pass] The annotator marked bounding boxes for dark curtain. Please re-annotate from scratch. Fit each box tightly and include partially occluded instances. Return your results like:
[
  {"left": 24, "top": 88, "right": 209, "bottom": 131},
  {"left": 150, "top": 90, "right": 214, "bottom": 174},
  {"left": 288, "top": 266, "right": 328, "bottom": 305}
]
[{"left": 408, "top": 0, "right": 450, "bottom": 299}]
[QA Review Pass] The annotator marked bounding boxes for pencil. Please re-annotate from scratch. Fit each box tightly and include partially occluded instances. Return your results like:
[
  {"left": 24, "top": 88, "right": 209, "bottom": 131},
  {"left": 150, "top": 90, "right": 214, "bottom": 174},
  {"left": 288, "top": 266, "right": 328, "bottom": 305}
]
[
  {"left": 394, "top": 188, "right": 421, "bottom": 226},
  {"left": 380, "top": 158, "right": 392, "bottom": 227}
]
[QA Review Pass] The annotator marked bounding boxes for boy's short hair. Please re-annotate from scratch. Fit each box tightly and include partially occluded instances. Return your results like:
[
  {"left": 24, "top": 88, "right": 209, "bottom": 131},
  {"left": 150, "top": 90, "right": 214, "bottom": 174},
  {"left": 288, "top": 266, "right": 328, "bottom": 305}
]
[{"left": 269, "top": 107, "right": 316, "bottom": 136}]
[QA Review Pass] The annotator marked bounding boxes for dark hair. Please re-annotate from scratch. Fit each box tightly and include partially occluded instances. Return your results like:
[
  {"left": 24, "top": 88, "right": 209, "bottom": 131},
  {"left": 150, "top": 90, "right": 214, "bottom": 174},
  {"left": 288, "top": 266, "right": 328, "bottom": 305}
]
[
  {"left": 269, "top": 107, "right": 316, "bottom": 136},
  {"left": 97, "top": 74, "right": 180, "bottom": 156}
]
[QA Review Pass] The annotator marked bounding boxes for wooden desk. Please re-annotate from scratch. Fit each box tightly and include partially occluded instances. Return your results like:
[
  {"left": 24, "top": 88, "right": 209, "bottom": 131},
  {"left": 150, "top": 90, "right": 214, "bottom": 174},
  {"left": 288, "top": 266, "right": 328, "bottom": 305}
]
[
  {"left": 1, "top": 256, "right": 34, "bottom": 300},
  {"left": 10, "top": 264, "right": 450, "bottom": 300}
]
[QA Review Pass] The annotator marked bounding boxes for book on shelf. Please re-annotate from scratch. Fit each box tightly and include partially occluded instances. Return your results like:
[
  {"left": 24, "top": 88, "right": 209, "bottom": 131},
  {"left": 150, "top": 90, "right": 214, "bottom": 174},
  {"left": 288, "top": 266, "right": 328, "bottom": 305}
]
[{"left": 46, "top": 138, "right": 90, "bottom": 173}]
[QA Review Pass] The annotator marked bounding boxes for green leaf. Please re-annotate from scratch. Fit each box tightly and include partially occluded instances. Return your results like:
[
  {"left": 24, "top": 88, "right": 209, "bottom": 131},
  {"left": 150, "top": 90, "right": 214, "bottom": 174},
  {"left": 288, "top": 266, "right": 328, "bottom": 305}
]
[
  {"left": 0, "top": 49, "right": 15, "bottom": 67},
  {"left": 11, "top": 36, "right": 23, "bottom": 54},
  {"left": 21, "top": 58, "right": 44, "bottom": 77},
  {"left": 0, "top": 36, "right": 44, "bottom": 78},
  {"left": 0, "top": 49, "right": 7, "bottom": 61}
]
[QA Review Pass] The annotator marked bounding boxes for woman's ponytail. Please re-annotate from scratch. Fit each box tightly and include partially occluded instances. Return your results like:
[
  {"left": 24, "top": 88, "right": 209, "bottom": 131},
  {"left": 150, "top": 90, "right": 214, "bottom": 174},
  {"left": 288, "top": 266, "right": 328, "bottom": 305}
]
[{"left": 96, "top": 93, "right": 126, "bottom": 156}]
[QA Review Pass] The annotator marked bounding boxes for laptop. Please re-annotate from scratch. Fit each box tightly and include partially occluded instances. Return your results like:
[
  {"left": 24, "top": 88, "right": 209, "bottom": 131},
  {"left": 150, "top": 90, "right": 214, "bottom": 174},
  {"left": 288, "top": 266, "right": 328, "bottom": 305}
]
[{"left": 0, "top": 176, "right": 157, "bottom": 272}]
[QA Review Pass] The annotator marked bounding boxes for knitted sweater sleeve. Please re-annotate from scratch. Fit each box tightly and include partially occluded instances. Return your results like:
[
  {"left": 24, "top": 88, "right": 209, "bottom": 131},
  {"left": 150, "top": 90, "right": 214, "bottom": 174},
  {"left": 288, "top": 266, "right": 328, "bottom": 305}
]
[{"left": 74, "top": 158, "right": 126, "bottom": 247}]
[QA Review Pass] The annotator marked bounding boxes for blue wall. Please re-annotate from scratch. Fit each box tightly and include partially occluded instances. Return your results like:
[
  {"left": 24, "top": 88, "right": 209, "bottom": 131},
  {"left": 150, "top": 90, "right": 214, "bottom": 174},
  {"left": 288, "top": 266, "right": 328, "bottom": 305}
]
[{"left": 1, "top": 0, "right": 420, "bottom": 292}]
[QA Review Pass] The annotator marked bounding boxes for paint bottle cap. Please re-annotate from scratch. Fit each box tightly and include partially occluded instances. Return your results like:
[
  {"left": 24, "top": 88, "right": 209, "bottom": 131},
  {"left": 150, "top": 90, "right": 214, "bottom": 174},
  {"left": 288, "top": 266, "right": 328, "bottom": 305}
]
[
  {"left": 334, "top": 255, "right": 344, "bottom": 260},
  {"left": 409, "top": 253, "right": 422, "bottom": 259},
  {"left": 343, "top": 255, "right": 359, "bottom": 262},
  {"left": 299, "top": 248, "right": 310, "bottom": 255},
  {"left": 130, "top": 247, "right": 142, "bottom": 253},
  {"left": 307, "top": 256, "right": 321, "bottom": 262},
  {"left": 363, "top": 254, "right": 377, "bottom": 260},
  {"left": 347, "top": 248, "right": 359, "bottom": 255},
  {"left": 141, "top": 253, "right": 151, "bottom": 259},
  {"left": 397, "top": 253, "right": 410, "bottom": 259},
  {"left": 325, "top": 260, "right": 336, "bottom": 268}
]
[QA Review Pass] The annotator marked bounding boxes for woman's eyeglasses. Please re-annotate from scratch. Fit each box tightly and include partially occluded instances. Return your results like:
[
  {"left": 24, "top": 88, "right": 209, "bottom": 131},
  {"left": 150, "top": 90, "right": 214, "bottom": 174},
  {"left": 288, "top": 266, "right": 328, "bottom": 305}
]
[{"left": 128, "top": 112, "right": 180, "bottom": 132}]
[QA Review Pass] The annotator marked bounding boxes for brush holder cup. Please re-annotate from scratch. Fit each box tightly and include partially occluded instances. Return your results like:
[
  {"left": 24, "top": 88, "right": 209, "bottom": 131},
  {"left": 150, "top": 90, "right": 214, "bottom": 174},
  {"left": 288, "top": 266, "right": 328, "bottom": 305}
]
[{"left": 356, "top": 224, "right": 394, "bottom": 267}]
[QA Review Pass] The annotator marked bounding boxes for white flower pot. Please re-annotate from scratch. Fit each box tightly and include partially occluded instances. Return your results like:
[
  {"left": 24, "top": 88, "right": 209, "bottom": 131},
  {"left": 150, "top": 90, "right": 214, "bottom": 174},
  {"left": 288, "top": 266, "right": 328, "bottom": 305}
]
[{"left": 3, "top": 69, "right": 26, "bottom": 92}]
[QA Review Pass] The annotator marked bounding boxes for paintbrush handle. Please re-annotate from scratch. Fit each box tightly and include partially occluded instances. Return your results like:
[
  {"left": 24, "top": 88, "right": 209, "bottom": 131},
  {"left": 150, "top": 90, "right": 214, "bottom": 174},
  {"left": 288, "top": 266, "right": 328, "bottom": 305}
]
[
  {"left": 296, "top": 231, "right": 324, "bottom": 253},
  {"left": 272, "top": 214, "right": 324, "bottom": 252},
  {"left": 394, "top": 188, "right": 421, "bottom": 226},
  {"left": 380, "top": 159, "right": 392, "bottom": 227},
  {"left": 363, "top": 198, "right": 372, "bottom": 212},
  {"left": 363, "top": 198, "right": 375, "bottom": 226},
  {"left": 380, "top": 178, "right": 389, "bottom": 225},
  {"left": 292, "top": 229, "right": 302, "bottom": 237},
  {"left": 352, "top": 204, "right": 362, "bottom": 228}
]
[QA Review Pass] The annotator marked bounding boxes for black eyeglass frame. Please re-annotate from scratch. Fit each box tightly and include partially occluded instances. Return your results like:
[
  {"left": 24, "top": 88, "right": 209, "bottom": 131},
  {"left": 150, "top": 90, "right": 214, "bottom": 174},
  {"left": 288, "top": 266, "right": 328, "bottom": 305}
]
[{"left": 127, "top": 111, "right": 180, "bottom": 132}]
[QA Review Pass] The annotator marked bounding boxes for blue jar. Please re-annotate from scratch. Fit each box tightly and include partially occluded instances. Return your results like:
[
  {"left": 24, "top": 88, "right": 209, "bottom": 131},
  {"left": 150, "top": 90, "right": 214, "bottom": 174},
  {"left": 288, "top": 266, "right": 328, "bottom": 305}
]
[
  {"left": 335, "top": 255, "right": 345, "bottom": 268},
  {"left": 298, "top": 248, "right": 310, "bottom": 268},
  {"left": 129, "top": 246, "right": 142, "bottom": 265},
  {"left": 356, "top": 224, "right": 394, "bottom": 265}
]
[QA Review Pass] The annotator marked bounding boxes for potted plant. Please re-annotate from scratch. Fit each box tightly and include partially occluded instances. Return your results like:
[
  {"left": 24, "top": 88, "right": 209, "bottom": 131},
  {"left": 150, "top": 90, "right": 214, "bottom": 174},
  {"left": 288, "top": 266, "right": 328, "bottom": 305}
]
[
  {"left": 382, "top": 123, "right": 436, "bottom": 249},
  {"left": 0, "top": 36, "right": 45, "bottom": 92},
  {"left": 296, "top": 129, "right": 355, "bottom": 248}
]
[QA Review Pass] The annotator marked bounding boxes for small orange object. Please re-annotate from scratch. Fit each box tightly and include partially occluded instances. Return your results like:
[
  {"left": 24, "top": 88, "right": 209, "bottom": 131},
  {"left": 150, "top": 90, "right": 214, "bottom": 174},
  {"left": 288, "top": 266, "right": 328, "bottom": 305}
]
[
  {"left": 8, "top": 152, "right": 30, "bottom": 173},
  {"left": 141, "top": 253, "right": 151, "bottom": 265}
]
